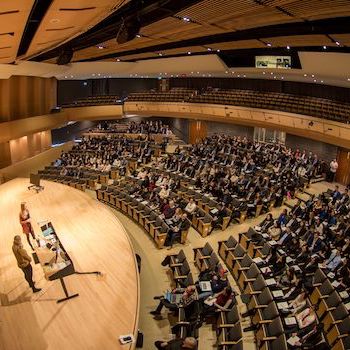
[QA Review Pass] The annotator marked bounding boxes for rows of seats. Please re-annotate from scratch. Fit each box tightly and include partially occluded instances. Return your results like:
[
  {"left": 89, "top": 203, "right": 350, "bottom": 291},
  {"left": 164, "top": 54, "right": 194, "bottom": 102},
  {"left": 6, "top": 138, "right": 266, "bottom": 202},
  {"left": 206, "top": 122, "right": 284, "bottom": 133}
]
[
  {"left": 190, "top": 89, "right": 350, "bottom": 123},
  {"left": 97, "top": 177, "right": 191, "bottom": 249},
  {"left": 127, "top": 88, "right": 197, "bottom": 103},
  {"left": 61, "top": 95, "right": 121, "bottom": 108},
  {"left": 193, "top": 243, "right": 243, "bottom": 350},
  {"left": 220, "top": 227, "right": 350, "bottom": 350}
]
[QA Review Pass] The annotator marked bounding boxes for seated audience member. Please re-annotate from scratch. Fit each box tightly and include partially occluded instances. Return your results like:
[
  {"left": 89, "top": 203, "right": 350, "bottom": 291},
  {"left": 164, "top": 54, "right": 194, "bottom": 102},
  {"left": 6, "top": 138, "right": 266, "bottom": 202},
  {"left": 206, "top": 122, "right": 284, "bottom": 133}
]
[
  {"left": 151, "top": 286, "right": 197, "bottom": 316},
  {"left": 166, "top": 213, "right": 191, "bottom": 249},
  {"left": 184, "top": 198, "right": 197, "bottom": 219},
  {"left": 288, "top": 290, "right": 308, "bottom": 315},
  {"left": 200, "top": 286, "right": 234, "bottom": 321},
  {"left": 255, "top": 213, "right": 274, "bottom": 232},
  {"left": 268, "top": 221, "right": 281, "bottom": 240},
  {"left": 154, "top": 337, "right": 197, "bottom": 350}
]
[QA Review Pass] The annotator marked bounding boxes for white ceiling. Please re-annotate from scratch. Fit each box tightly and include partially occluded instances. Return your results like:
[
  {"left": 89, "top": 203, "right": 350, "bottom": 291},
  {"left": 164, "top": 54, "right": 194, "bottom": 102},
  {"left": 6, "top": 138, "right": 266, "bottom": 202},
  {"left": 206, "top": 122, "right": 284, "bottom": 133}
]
[{"left": 1, "top": 52, "right": 350, "bottom": 88}]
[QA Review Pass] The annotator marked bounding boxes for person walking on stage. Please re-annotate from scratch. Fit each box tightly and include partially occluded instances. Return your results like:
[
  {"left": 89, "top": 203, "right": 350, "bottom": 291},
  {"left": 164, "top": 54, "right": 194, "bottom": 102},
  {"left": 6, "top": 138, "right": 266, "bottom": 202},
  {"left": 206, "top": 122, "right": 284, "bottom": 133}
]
[
  {"left": 12, "top": 235, "right": 41, "bottom": 293},
  {"left": 19, "top": 202, "right": 36, "bottom": 250}
]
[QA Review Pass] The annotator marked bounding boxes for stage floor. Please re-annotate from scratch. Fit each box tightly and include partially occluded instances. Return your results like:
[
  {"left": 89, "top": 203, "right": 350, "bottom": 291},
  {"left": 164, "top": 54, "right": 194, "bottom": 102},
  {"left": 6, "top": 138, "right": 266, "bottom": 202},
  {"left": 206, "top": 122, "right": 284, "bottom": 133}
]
[{"left": 0, "top": 178, "right": 139, "bottom": 350}]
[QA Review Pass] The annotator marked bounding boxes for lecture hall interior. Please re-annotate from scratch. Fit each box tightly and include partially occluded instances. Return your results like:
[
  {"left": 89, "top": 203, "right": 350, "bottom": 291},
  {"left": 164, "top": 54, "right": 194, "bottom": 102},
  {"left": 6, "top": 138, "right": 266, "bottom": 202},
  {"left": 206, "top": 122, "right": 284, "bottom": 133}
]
[{"left": 1, "top": 1, "right": 350, "bottom": 350}]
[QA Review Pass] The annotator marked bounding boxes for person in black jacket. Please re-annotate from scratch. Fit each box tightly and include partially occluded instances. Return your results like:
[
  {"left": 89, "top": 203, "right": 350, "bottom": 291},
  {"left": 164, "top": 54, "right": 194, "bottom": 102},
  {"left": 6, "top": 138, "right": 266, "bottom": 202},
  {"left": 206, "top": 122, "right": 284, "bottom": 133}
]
[{"left": 166, "top": 213, "right": 191, "bottom": 249}]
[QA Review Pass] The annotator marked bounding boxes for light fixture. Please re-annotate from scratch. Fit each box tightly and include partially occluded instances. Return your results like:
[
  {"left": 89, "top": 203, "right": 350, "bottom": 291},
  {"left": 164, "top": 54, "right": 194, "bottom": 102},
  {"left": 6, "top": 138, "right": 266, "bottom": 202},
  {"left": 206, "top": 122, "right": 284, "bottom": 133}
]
[
  {"left": 225, "top": 71, "right": 228, "bottom": 74},
  {"left": 97, "top": 45, "right": 105, "bottom": 49},
  {"left": 311, "top": 74, "right": 314, "bottom": 77},
  {"left": 313, "top": 79, "right": 317, "bottom": 82},
  {"left": 182, "top": 17, "right": 191, "bottom": 22},
  {"left": 267, "top": 43, "right": 272, "bottom": 47},
  {"left": 92, "top": 73, "right": 95, "bottom": 76},
  {"left": 70, "top": 75, "right": 73, "bottom": 78},
  {"left": 321, "top": 80, "right": 324, "bottom": 83},
  {"left": 64, "top": 75, "right": 68, "bottom": 79},
  {"left": 217, "top": 49, "right": 220, "bottom": 52},
  {"left": 347, "top": 78, "right": 350, "bottom": 81},
  {"left": 187, "top": 51, "right": 191, "bottom": 55},
  {"left": 207, "top": 47, "right": 212, "bottom": 51},
  {"left": 116, "top": 58, "right": 120, "bottom": 62},
  {"left": 158, "top": 52, "right": 163, "bottom": 56},
  {"left": 270, "top": 72, "right": 273, "bottom": 75},
  {"left": 263, "top": 72, "right": 266, "bottom": 74},
  {"left": 237, "top": 74, "right": 240, "bottom": 77},
  {"left": 323, "top": 45, "right": 327, "bottom": 50},
  {"left": 281, "top": 77, "right": 284, "bottom": 80},
  {"left": 136, "top": 34, "right": 141, "bottom": 38},
  {"left": 286, "top": 45, "right": 290, "bottom": 50},
  {"left": 98, "top": 73, "right": 101, "bottom": 76},
  {"left": 304, "top": 74, "right": 307, "bottom": 77},
  {"left": 335, "top": 41, "right": 340, "bottom": 46}
]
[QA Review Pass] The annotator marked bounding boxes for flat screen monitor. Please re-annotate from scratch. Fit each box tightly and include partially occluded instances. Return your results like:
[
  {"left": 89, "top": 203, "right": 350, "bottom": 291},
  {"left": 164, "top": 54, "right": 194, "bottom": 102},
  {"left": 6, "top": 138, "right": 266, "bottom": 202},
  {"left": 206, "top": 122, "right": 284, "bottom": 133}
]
[{"left": 30, "top": 173, "right": 40, "bottom": 187}]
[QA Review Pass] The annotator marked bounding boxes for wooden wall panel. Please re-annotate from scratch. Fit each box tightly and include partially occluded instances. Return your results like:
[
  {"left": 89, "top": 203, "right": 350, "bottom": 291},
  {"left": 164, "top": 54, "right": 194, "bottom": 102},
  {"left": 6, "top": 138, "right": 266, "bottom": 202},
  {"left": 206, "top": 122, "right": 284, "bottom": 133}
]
[
  {"left": 0, "top": 142, "right": 12, "bottom": 169},
  {"left": 0, "top": 76, "right": 57, "bottom": 122},
  {"left": 189, "top": 120, "right": 207, "bottom": 144}
]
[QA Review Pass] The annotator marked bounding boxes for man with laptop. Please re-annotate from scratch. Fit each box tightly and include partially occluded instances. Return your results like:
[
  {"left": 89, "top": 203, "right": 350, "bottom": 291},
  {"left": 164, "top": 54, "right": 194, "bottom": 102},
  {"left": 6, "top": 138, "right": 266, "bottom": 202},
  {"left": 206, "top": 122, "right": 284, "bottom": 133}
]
[{"left": 150, "top": 285, "right": 197, "bottom": 316}]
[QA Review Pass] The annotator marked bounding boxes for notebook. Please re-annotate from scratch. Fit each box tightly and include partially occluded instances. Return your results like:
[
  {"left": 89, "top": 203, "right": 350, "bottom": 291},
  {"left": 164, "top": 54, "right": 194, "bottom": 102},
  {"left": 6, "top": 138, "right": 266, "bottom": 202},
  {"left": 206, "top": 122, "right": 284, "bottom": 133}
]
[
  {"left": 199, "top": 281, "right": 212, "bottom": 292},
  {"left": 285, "top": 317, "right": 297, "bottom": 326},
  {"left": 272, "top": 290, "right": 284, "bottom": 298}
]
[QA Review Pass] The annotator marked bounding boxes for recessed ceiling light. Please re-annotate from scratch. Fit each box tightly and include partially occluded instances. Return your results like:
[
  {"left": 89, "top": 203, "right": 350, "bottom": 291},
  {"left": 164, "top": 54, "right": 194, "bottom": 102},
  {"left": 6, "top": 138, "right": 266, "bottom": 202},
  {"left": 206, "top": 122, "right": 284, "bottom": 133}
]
[
  {"left": 286, "top": 46, "right": 290, "bottom": 50},
  {"left": 64, "top": 76, "right": 68, "bottom": 79},
  {"left": 273, "top": 76, "right": 276, "bottom": 79},
  {"left": 267, "top": 43, "right": 272, "bottom": 47},
  {"left": 116, "top": 58, "right": 120, "bottom": 62},
  {"left": 270, "top": 72, "right": 274, "bottom": 75},
  {"left": 92, "top": 73, "right": 95, "bottom": 76},
  {"left": 182, "top": 17, "right": 190, "bottom": 22},
  {"left": 243, "top": 75, "right": 246, "bottom": 77},
  {"left": 207, "top": 47, "right": 212, "bottom": 51},
  {"left": 191, "top": 71, "right": 194, "bottom": 74},
  {"left": 311, "top": 74, "right": 315, "bottom": 77},
  {"left": 187, "top": 51, "right": 191, "bottom": 55},
  {"left": 136, "top": 34, "right": 141, "bottom": 38},
  {"left": 237, "top": 74, "right": 240, "bottom": 77},
  {"left": 335, "top": 41, "right": 340, "bottom": 46},
  {"left": 217, "top": 49, "right": 220, "bottom": 52},
  {"left": 347, "top": 78, "right": 350, "bottom": 81},
  {"left": 98, "top": 73, "right": 101, "bottom": 76},
  {"left": 70, "top": 75, "right": 73, "bottom": 78},
  {"left": 158, "top": 53, "right": 163, "bottom": 56},
  {"left": 225, "top": 71, "right": 228, "bottom": 74},
  {"left": 321, "top": 80, "right": 324, "bottom": 83},
  {"left": 313, "top": 79, "right": 317, "bottom": 82},
  {"left": 304, "top": 74, "right": 307, "bottom": 77},
  {"left": 281, "top": 77, "right": 284, "bottom": 79},
  {"left": 197, "top": 71, "right": 199, "bottom": 74},
  {"left": 323, "top": 45, "right": 327, "bottom": 50},
  {"left": 263, "top": 72, "right": 266, "bottom": 74},
  {"left": 97, "top": 45, "right": 105, "bottom": 49}
]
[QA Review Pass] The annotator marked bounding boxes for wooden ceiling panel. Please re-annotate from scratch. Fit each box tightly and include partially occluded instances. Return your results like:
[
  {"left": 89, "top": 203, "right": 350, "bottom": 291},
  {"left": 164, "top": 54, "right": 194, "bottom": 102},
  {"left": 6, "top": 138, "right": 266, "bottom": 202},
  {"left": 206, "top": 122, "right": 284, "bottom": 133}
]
[
  {"left": 0, "top": 0, "right": 34, "bottom": 63},
  {"left": 210, "top": 39, "right": 266, "bottom": 50},
  {"left": 73, "top": 37, "right": 170, "bottom": 62},
  {"left": 220, "top": 7, "right": 298, "bottom": 31},
  {"left": 141, "top": 17, "right": 202, "bottom": 39},
  {"left": 25, "top": 0, "right": 129, "bottom": 58},
  {"left": 283, "top": 0, "right": 350, "bottom": 20},
  {"left": 161, "top": 46, "right": 208, "bottom": 56},
  {"left": 262, "top": 34, "right": 335, "bottom": 47},
  {"left": 117, "top": 52, "right": 158, "bottom": 61}
]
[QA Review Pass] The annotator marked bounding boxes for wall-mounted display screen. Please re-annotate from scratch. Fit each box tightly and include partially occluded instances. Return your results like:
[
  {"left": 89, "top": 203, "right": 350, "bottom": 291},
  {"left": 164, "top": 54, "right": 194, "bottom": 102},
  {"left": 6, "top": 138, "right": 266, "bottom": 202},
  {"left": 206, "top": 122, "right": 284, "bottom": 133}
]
[{"left": 255, "top": 56, "right": 291, "bottom": 69}]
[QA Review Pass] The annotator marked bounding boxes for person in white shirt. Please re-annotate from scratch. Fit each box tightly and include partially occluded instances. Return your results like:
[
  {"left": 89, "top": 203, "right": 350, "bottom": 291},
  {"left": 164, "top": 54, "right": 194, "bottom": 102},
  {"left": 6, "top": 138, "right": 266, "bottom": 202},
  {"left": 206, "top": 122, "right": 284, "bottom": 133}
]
[
  {"left": 159, "top": 185, "right": 170, "bottom": 199},
  {"left": 329, "top": 159, "right": 338, "bottom": 182},
  {"left": 185, "top": 198, "right": 197, "bottom": 219}
]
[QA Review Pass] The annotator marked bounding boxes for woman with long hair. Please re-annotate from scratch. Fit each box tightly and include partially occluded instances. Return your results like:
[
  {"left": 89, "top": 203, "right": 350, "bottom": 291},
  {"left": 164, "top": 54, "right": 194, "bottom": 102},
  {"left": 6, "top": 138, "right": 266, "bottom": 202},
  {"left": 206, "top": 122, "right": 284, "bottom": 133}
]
[{"left": 19, "top": 202, "right": 36, "bottom": 250}]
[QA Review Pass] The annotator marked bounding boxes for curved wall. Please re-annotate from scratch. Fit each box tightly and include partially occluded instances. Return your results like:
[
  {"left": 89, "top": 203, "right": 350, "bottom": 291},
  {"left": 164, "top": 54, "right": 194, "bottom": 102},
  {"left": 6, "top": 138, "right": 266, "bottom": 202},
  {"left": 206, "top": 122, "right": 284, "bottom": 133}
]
[{"left": 124, "top": 101, "right": 350, "bottom": 149}]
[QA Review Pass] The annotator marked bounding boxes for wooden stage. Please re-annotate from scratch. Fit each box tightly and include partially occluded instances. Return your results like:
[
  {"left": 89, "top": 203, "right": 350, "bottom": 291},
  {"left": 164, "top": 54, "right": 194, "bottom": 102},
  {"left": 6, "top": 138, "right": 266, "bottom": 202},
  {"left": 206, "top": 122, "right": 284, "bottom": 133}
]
[{"left": 0, "top": 178, "right": 139, "bottom": 350}]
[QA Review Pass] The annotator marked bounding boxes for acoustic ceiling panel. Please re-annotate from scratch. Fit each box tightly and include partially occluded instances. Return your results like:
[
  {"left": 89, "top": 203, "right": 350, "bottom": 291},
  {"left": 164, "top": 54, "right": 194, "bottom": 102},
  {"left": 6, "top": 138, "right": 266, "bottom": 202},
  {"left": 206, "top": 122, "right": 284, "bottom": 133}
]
[
  {"left": 0, "top": 0, "right": 35, "bottom": 63},
  {"left": 25, "top": 0, "right": 129, "bottom": 59}
]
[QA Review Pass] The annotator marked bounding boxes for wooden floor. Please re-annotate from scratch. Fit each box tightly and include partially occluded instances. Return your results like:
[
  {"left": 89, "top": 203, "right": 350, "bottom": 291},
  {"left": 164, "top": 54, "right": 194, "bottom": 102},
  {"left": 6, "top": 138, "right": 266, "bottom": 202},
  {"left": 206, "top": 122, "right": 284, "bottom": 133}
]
[{"left": 0, "top": 179, "right": 139, "bottom": 350}]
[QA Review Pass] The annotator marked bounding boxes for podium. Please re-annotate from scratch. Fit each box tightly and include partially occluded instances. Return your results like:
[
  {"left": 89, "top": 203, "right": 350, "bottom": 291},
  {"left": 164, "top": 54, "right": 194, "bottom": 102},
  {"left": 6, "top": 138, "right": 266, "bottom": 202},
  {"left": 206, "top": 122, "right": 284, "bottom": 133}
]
[{"left": 34, "top": 222, "right": 79, "bottom": 303}]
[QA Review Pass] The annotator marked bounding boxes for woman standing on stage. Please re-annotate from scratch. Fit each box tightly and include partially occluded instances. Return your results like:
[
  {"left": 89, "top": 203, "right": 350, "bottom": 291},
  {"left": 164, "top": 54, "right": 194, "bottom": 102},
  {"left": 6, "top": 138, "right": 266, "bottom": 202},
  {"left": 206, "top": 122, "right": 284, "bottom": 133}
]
[{"left": 19, "top": 202, "right": 36, "bottom": 250}]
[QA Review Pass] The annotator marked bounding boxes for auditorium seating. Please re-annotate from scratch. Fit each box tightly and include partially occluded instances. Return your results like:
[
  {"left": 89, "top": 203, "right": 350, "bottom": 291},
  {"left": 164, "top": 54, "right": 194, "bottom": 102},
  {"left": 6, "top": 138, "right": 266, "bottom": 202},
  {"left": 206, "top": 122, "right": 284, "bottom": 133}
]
[{"left": 127, "top": 88, "right": 197, "bottom": 103}]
